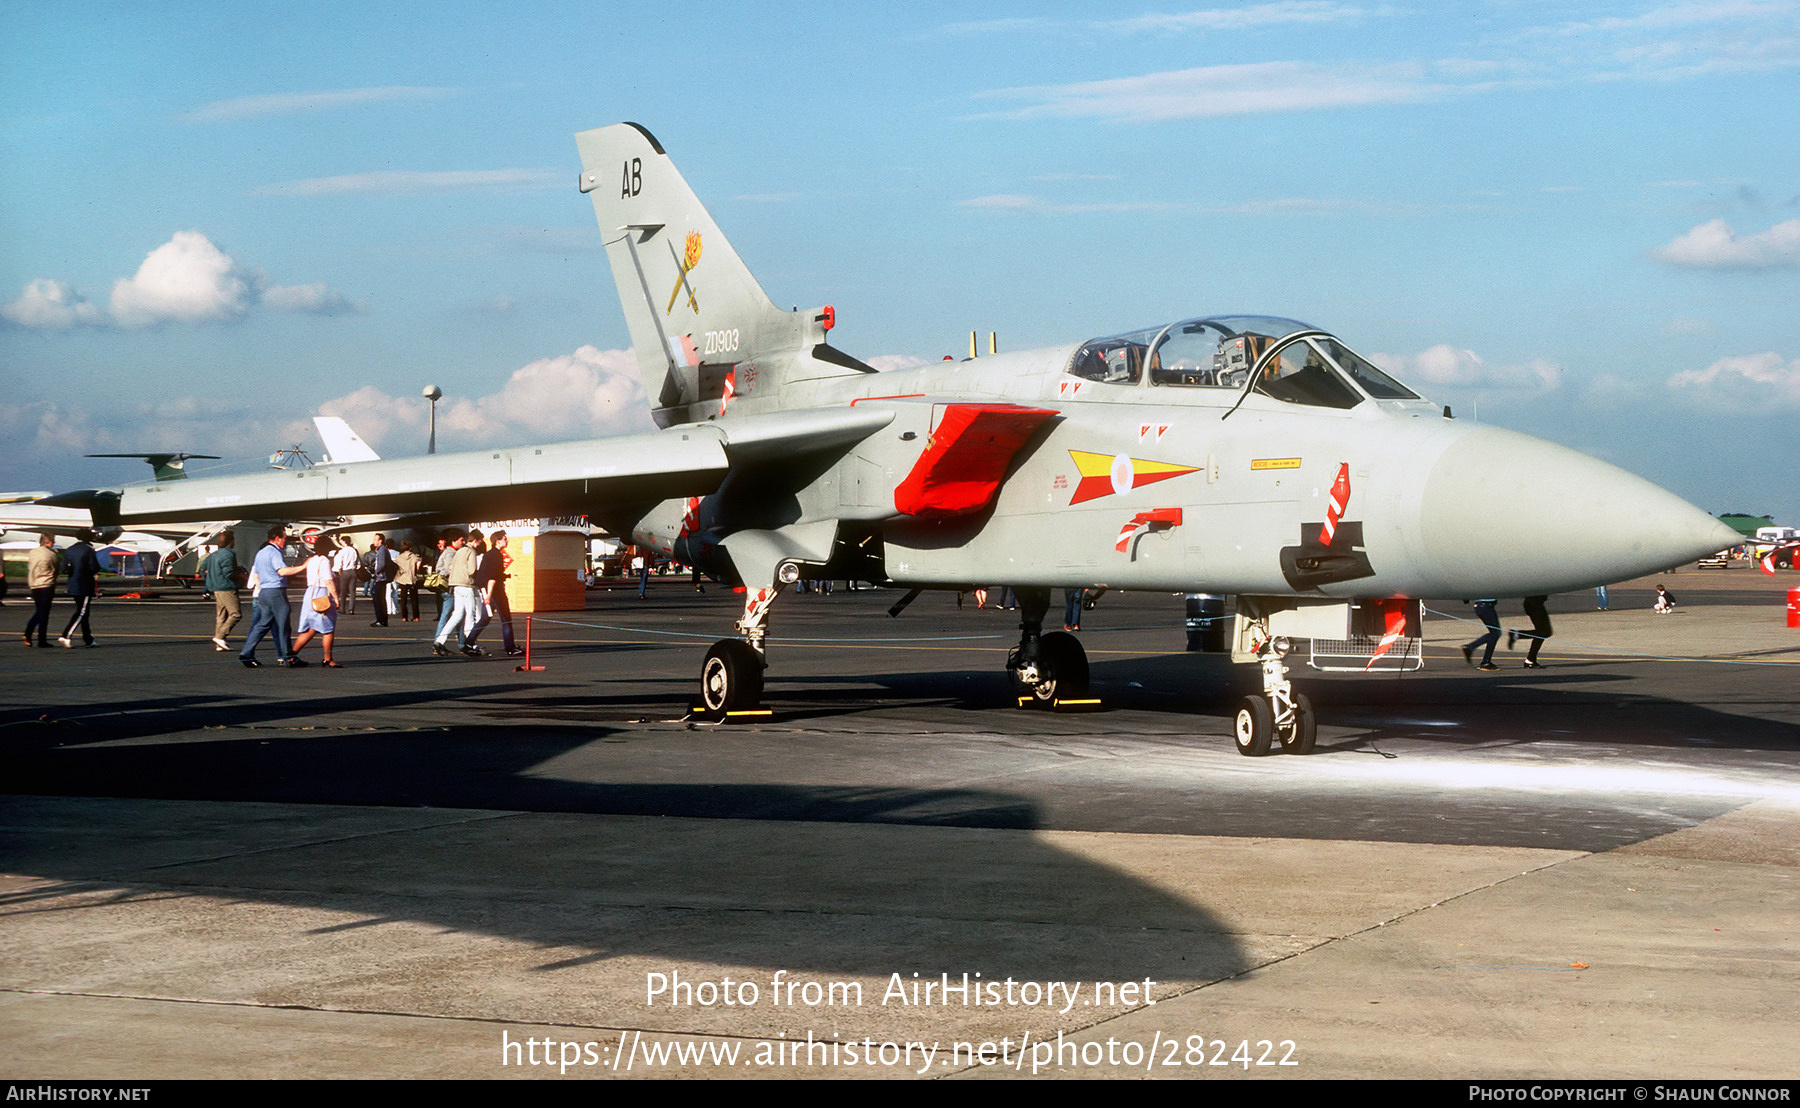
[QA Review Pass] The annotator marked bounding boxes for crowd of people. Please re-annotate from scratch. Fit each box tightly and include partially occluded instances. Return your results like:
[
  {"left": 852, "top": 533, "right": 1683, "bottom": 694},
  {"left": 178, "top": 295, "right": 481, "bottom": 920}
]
[
  {"left": 220, "top": 525, "right": 520, "bottom": 667},
  {"left": 13, "top": 525, "right": 518, "bottom": 668}
]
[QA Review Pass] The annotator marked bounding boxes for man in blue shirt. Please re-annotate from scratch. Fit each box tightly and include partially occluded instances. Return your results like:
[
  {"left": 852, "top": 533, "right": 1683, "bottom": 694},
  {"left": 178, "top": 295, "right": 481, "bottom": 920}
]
[{"left": 239, "top": 525, "right": 307, "bottom": 668}]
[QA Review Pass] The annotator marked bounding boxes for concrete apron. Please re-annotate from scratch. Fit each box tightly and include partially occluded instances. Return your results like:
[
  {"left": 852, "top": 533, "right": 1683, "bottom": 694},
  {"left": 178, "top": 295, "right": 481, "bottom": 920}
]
[{"left": 3, "top": 795, "right": 1795, "bottom": 1079}]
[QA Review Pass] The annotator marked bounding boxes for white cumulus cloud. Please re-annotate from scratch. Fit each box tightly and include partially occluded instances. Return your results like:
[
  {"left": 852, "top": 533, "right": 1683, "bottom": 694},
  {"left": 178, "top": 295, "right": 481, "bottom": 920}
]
[
  {"left": 109, "top": 231, "right": 251, "bottom": 328},
  {"left": 0, "top": 346, "right": 655, "bottom": 492},
  {"left": 0, "top": 398, "right": 311, "bottom": 479},
  {"left": 259, "top": 282, "right": 356, "bottom": 315},
  {"left": 0, "top": 279, "right": 106, "bottom": 330},
  {"left": 4, "top": 232, "right": 354, "bottom": 330},
  {"left": 1373, "top": 344, "right": 1562, "bottom": 390},
  {"left": 316, "top": 345, "right": 653, "bottom": 453},
  {"left": 1667, "top": 352, "right": 1800, "bottom": 410},
  {"left": 865, "top": 354, "right": 931, "bottom": 373},
  {"left": 1652, "top": 218, "right": 1800, "bottom": 268}
]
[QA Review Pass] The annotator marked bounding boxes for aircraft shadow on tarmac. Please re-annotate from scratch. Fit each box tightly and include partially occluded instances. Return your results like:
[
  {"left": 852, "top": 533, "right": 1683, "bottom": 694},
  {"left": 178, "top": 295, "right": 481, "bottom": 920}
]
[
  {"left": 0, "top": 822, "right": 1254, "bottom": 987},
  {"left": 4, "top": 643, "right": 1795, "bottom": 793},
  {"left": 749, "top": 652, "right": 1799, "bottom": 753},
  {"left": 4, "top": 683, "right": 1056, "bottom": 826},
  {"left": 2, "top": 740, "right": 1254, "bottom": 985}
]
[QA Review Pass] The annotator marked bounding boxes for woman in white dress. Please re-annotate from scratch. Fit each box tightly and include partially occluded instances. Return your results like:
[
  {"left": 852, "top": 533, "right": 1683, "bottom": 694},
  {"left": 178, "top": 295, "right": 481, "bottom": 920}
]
[{"left": 291, "top": 535, "right": 342, "bottom": 667}]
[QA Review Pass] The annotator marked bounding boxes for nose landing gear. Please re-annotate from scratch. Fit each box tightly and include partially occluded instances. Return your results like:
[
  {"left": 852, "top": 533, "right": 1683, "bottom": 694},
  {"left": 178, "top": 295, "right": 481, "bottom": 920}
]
[{"left": 1232, "top": 630, "right": 1316, "bottom": 756}]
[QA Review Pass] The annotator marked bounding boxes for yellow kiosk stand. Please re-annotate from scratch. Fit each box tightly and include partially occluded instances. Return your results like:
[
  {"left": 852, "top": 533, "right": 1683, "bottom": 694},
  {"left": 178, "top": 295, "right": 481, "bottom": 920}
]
[{"left": 474, "top": 516, "right": 589, "bottom": 613}]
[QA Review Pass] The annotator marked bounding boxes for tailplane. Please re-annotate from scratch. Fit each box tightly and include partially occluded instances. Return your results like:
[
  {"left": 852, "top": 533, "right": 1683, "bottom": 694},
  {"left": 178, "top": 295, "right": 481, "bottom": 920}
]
[
  {"left": 85, "top": 453, "right": 221, "bottom": 482},
  {"left": 576, "top": 123, "right": 865, "bottom": 426}
]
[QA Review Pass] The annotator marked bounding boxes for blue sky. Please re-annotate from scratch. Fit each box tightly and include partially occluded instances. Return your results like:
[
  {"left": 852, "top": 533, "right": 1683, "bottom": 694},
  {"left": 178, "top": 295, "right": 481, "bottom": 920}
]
[{"left": 3, "top": 1, "right": 1797, "bottom": 525}]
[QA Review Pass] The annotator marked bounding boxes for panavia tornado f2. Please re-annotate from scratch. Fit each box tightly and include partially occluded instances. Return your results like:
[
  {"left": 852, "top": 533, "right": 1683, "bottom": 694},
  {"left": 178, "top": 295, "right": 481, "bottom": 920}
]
[{"left": 52, "top": 122, "right": 1738, "bottom": 754}]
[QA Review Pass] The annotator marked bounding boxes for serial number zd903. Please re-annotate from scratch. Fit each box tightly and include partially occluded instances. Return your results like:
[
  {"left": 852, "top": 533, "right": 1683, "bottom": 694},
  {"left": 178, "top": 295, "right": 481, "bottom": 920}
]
[{"left": 703, "top": 330, "right": 740, "bottom": 356}]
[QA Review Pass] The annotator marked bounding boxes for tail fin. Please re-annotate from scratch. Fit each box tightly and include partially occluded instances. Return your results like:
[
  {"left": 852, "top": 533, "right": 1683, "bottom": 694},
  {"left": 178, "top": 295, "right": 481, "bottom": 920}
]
[
  {"left": 576, "top": 123, "right": 859, "bottom": 426},
  {"left": 85, "top": 453, "right": 222, "bottom": 482},
  {"left": 313, "top": 416, "right": 380, "bottom": 463}
]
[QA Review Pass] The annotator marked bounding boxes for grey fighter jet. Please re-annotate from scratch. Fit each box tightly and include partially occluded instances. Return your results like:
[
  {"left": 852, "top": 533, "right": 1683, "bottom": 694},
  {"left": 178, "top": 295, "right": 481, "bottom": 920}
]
[{"left": 45, "top": 122, "right": 1739, "bottom": 754}]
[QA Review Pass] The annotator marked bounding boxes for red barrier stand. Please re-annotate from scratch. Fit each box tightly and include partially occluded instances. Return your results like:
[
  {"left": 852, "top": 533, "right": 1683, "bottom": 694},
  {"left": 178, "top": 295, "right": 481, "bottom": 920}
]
[{"left": 515, "top": 615, "right": 546, "bottom": 671}]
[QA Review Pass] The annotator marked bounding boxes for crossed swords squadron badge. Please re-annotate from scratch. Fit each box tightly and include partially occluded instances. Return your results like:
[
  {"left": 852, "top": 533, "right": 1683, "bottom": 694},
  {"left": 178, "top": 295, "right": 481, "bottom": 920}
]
[{"left": 667, "top": 230, "right": 701, "bottom": 315}]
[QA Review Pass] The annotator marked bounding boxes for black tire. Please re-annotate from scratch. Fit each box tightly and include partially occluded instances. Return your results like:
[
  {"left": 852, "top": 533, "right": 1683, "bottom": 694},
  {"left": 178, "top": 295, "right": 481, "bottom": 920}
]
[
  {"left": 1009, "top": 632, "right": 1089, "bottom": 704},
  {"left": 1037, "top": 631, "right": 1089, "bottom": 701},
  {"left": 1279, "top": 691, "right": 1317, "bottom": 755},
  {"left": 700, "top": 639, "right": 763, "bottom": 713},
  {"left": 1234, "top": 695, "right": 1273, "bottom": 756},
  {"left": 1006, "top": 650, "right": 1032, "bottom": 702}
]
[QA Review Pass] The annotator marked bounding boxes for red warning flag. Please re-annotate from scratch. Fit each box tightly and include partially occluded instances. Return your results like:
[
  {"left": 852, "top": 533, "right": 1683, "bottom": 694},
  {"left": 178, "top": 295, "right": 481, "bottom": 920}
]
[
  {"left": 1319, "top": 463, "right": 1350, "bottom": 546},
  {"left": 1363, "top": 599, "right": 1409, "bottom": 672}
]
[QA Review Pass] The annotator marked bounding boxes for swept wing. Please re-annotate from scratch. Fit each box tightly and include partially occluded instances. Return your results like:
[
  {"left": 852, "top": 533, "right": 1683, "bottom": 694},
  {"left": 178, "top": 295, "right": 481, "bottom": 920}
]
[{"left": 47, "top": 407, "right": 892, "bottom": 529}]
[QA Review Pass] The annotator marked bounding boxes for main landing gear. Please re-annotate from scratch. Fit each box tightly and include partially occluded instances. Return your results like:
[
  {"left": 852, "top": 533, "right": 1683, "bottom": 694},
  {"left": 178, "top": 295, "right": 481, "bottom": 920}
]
[
  {"left": 697, "top": 584, "right": 779, "bottom": 714},
  {"left": 1232, "top": 631, "right": 1315, "bottom": 756},
  {"left": 700, "top": 639, "right": 763, "bottom": 713},
  {"left": 1004, "top": 588, "right": 1090, "bottom": 706},
  {"left": 694, "top": 580, "right": 1098, "bottom": 716}
]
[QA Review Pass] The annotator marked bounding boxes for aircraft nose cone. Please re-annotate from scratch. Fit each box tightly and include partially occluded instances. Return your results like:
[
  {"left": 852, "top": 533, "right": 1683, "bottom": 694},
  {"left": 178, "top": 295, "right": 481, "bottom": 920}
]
[{"left": 1415, "top": 426, "right": 1739, "bottom": 597}]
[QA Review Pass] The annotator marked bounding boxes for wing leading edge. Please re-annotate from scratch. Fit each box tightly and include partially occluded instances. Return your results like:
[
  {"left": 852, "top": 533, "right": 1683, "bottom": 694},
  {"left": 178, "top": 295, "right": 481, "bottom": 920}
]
[{"left": 53, "top": 407, "right": 895, "bottom": 528}]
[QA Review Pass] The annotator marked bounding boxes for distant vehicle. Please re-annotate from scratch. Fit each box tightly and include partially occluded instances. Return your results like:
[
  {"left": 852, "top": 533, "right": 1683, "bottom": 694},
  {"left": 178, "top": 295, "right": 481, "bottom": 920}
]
[
  {"left": 1750, "top": 527, "right": 1798, "bottom": 571},
  {"left": 1696, "top": 550, "right": 1733, "bottom": 569}
]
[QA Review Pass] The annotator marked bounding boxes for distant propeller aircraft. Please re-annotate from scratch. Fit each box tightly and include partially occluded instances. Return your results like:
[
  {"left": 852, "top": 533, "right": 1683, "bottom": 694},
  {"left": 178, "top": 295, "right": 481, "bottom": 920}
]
[{"left": 43, "top": 123, "right": 1738, "bottom": 753}]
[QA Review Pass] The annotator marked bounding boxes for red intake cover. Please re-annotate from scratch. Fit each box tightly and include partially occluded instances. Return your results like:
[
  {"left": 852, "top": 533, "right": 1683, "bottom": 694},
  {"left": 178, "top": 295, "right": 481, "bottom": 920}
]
[{"left": 893, "top": 404, "right": 1059, "bottom": 517}]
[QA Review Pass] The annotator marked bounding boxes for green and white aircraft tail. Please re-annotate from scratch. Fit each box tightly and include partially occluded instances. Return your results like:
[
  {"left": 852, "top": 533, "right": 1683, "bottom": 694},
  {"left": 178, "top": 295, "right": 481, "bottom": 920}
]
[{"left": 576, "top": 122, "right": 870, "bottom": 428}]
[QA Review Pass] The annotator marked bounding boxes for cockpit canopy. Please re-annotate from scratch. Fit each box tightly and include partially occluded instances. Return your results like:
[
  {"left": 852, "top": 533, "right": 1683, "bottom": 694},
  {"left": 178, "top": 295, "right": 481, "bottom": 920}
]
[{"left": 1069, "top": 315, "right": 1419, "bottom": 409}]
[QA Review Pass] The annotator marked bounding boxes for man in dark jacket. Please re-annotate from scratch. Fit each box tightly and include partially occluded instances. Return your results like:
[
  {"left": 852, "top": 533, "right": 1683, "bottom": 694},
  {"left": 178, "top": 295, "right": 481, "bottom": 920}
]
[
  {"left": 365, "top": 533, "right": 394, "bottom": 627},
  {"left": 58, "top": 530, "right": 101, "bottom": 647},
  {"left": 476, "top": 530, "right": 520, "bottom": 656}
]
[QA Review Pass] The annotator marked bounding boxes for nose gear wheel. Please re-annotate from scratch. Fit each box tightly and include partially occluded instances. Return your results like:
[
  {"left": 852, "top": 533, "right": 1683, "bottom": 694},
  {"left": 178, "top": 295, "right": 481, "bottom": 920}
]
[{"left": 1234, "top": 696, "right": 1273, "bottom": 756}]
